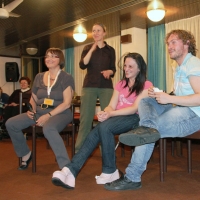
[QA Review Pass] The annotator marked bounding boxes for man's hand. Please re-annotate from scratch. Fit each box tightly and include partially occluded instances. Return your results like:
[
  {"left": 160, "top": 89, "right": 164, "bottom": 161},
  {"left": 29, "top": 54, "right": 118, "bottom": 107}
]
[{"left": 154, "top": 92, "right": 171, "bottom": 104}]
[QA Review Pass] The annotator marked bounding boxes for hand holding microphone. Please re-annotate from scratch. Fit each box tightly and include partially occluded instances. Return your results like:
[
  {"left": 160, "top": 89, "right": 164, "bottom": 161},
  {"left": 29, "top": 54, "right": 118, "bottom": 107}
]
[{"left": 27, "top": 103, "right": 37, "bottom": 122}]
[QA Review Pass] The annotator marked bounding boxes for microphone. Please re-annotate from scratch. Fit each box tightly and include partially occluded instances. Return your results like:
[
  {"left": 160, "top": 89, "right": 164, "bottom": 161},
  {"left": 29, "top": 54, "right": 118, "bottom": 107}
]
[{"left": 27, "top": 103, "right": 37, "bottom": 122}]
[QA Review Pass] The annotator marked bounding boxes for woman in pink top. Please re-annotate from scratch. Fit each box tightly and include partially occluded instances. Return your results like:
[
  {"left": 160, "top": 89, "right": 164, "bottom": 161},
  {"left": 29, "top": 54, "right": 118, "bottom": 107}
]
[{"left": 52, "top": 52, "right": 152, "bottom": 189}]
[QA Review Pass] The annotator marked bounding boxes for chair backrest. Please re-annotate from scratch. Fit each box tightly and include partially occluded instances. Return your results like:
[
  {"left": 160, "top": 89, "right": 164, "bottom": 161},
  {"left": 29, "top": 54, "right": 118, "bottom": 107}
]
[{"left": 72, "top": 95, "right": 81, "bottom": 104}]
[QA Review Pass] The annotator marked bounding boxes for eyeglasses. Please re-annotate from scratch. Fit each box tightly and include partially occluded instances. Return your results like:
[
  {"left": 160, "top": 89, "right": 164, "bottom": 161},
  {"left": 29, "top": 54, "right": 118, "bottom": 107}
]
[
  {"left": 20, "top": 81, "right": 28, "bottom": 84},
  {"left": 44, "top": 55, "right": 59, "bottom": 59}
]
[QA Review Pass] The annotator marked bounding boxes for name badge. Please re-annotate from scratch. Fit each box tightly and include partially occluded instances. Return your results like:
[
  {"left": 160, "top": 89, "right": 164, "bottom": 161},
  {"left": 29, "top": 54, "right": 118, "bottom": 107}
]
[{"left": 44, "top": 98, "right": 54, "bottom": 106}]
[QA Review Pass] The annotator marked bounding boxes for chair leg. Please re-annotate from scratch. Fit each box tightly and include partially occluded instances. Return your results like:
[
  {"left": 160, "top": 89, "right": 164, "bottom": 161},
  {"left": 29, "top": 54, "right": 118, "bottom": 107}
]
[
  {"left": 187, "top": 139, "right": 192, "bottom": 173},
  {"left": 159, "top": 139, "right": 164, "bottom": 182},
  {"left": 32, "top": 125, "right": 36, "bottom": 173},
  {"left": 71, "top": 124, "right": 75, "bottom": 157},
  {"left": 164, "top": 138, "right": 167, "bottom": 173},
  {"left": 171, "top": 139, "right": 175, "bottom": 156},
  {"left": 121, "top": 143, "right": 125, "bottom": 157},
  {"left": 176, "top": 139, "right": 182, "bottom": 156}
]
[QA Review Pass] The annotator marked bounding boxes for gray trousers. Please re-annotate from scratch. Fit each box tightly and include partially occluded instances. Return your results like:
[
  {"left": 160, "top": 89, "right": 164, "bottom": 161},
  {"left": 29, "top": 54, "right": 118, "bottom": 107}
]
[{"left": 6, "top": 108, "right": 72, "bottom": 169}]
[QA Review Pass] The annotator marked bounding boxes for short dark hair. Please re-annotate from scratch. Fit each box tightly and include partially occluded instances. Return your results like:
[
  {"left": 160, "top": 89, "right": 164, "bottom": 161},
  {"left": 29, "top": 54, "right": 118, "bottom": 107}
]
[
  {"left": 120, "top": 52, "right": 147, "bottom": 96},
  {"left": 19, "top": 76, "right": 31, "bottom": 85},
  {"left": 165, "top": 29, "right": 197, "bottom": 56},
  {"left": 45, "top": 47, "right": 65, "bottom": 69}
]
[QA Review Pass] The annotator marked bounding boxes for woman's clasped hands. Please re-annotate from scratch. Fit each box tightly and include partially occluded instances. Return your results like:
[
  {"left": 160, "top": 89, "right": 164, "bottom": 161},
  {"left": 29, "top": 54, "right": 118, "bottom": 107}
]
[{"left": 97, "top": 110, "right": 110, "bottom": 122}]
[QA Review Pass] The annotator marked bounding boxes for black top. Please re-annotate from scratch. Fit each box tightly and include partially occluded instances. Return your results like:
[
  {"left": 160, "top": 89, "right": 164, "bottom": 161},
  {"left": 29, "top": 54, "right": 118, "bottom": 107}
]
[
  {"left": 8, "top": 89, "right": 31, "bottom": 105},
  {"left": 79, "top": 42, "right": 116, "bottom": 88}
]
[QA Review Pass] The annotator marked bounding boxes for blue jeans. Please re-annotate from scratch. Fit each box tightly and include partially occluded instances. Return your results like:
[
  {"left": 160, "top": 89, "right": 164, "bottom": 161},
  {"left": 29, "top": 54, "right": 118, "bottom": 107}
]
[
  {"left": 125, "top": 97, "right": 200, "bottom": 182},
  {"left": 66, "top": 114, "right": 140, "bottom": 178}
]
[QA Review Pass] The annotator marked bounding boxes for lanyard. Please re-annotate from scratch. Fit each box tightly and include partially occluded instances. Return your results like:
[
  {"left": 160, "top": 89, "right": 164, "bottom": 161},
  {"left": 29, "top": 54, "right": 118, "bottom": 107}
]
[{"left": 47, "top": 70, "right": 61, "bottom": 98}]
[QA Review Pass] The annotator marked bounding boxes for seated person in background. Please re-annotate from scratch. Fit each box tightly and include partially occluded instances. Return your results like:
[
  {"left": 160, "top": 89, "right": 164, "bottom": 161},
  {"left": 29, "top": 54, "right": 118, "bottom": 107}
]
[
  {"left": 1, "top": 77, "right": 32, "bottom": 130},
  {"left": 0, "top": 87, "right": 9, "bottom": 119},
  {"left": 0, "top": 87, "right": 9, "bottom": 104},
  {"left": 6, "top": 47, "right": 74, "bottom": 171},
  {"left": 51, "top": 52, "right": 152, "bottom": 190}
]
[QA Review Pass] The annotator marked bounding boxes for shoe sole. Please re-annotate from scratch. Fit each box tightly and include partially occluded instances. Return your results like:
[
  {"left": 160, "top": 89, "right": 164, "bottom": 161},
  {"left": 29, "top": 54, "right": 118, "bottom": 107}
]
[
  {"left": 52, "top": 177, "right": 74, "bottom": 189},
  {"left": 119, "top": 132, "right": 160, "bottom": 146},
  {"left": 104, "top": 184, "right": 142, "bottom": 191}
]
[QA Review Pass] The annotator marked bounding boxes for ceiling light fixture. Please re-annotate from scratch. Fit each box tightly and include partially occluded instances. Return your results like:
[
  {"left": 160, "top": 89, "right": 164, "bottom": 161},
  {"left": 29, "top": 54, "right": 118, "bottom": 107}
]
[
  {"left": 26, "top": 44, "right": 38, "bottom": 55},
  {"left": 147, "top": 9, "right": 165, "bottom": 22},
  {"left": 147, "top": 0, "right": 166, "bottom": 22},
  {"left": 73, "top": 25, "right": 87, "bottom": 42}
]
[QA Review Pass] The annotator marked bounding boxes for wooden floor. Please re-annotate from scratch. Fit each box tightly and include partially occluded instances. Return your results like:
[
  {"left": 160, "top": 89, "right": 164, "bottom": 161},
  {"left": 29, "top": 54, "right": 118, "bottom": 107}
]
[{"left": 0, "top": 135, "right": 200, "bottom": 200}]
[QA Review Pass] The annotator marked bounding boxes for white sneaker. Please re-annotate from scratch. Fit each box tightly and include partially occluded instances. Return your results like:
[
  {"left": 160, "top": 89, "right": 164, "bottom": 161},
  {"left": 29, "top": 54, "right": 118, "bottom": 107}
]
[
  {"left": 95, "top": 169, "right": 120, "bottom": 184},
  {"left": 52, "top": 167, "right": 75, "bottom": 189}
]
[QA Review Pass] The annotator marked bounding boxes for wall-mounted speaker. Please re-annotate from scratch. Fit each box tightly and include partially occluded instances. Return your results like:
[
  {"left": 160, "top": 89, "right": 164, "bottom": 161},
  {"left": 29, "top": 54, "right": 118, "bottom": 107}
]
[
  {"left": 5, "top": 62, "right": 20, "bottom": 82},
  {"left": 121, "top": 34, "right": 132, "bottom": 44}
]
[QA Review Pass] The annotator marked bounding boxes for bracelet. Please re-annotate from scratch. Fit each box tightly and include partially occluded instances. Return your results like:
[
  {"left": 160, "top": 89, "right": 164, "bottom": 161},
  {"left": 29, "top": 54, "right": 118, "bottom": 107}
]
[{"left": 48, "top": 112, "right": 52, "bottom": 117}]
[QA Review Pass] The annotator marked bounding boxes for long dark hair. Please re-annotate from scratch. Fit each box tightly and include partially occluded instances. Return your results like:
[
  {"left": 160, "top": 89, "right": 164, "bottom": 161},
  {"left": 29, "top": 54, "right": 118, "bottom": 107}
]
[{"left": 120, "top": 52, "right": 147, "bottom": 96}]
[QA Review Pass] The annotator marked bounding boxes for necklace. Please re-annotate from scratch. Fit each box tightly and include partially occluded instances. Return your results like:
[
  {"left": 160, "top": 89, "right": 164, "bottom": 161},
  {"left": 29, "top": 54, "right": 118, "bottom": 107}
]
[{"left": 128, "top": 85, "right": 132, "bottom": 92}]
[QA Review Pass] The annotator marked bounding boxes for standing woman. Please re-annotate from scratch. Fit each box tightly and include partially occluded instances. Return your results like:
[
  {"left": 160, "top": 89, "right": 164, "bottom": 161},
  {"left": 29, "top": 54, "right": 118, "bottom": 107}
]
[
  {"left": 75, "top": 22, "right": 116, "bottom": 153},
  {"left": 6, "top": 48, "right": 75, "bottom": 170}
]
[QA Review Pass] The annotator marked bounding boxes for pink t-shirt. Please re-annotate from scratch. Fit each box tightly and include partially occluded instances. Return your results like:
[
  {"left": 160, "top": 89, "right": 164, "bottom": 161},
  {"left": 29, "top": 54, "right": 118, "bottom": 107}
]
[{"left": 115, "top": 80, "right": 152, "bottom": 110}]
